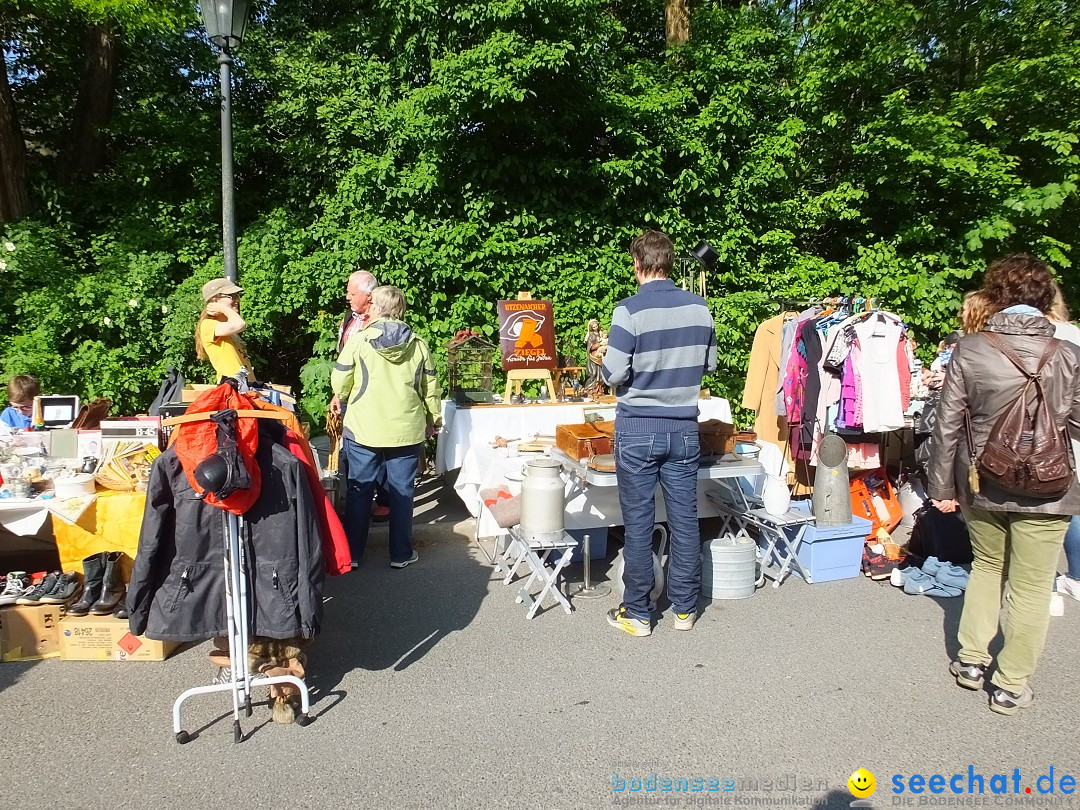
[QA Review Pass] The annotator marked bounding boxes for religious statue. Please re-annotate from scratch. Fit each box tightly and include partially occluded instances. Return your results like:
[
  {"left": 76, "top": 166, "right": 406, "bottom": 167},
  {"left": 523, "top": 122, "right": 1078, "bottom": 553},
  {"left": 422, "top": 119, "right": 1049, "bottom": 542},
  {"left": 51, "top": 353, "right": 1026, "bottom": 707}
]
[{"left": 585, "top": 319, "right": 608, "bottom": 397}]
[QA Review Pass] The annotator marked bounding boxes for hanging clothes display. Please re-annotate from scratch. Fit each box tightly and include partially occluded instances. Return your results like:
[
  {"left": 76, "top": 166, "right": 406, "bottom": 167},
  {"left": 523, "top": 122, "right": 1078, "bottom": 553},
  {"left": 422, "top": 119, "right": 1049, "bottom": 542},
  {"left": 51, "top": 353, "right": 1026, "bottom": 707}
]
[
  {"left": 749, "top": 301, "right": 913, "bottom": 467},
  {"left": 129, "top": 423, "right": 325, "bottom": 643}
]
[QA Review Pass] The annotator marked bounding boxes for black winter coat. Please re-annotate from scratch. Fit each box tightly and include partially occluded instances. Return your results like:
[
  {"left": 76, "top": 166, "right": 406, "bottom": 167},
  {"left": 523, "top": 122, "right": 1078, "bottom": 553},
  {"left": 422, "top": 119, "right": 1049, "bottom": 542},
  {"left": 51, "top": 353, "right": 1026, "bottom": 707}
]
[{"left": 128, "top": 436, "right": 325, "bottom": 642}]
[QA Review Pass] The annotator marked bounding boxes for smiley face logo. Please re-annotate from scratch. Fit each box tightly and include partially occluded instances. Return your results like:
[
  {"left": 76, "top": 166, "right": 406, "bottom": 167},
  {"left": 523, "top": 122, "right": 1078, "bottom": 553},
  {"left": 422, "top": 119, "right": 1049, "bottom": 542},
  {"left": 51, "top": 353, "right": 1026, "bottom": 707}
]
[{"left": 848, "top": 769, "right": 876, "bottom": 798}]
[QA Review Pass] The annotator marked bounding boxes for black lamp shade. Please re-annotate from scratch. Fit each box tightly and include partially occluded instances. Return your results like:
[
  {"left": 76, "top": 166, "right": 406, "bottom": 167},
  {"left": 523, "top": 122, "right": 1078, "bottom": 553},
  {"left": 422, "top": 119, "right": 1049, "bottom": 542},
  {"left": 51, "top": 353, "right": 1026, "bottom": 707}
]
[
  {"left": 200, "top": 0, "right": 250, "bottom": 50},
  {"left": 690, "top": 240, "right": 718, "bottom": 271}
]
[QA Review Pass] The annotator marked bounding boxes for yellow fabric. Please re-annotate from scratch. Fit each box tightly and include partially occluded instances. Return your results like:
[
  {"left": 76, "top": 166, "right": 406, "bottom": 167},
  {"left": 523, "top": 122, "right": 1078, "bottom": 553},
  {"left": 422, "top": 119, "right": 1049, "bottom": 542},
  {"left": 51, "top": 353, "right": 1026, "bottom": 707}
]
[
  {"left": 199, "top": 317, "right": 255, "bottom": 381},
  {"left": 52, "top": 490, "right": 144, "bottom": 580}
]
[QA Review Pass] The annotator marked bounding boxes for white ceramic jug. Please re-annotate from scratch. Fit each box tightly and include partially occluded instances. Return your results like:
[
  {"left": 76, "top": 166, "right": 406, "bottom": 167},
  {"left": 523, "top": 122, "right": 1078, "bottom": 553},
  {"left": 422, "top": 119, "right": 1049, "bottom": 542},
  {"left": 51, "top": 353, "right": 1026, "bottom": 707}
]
[
  {"left": 520, "top": 457, "right": 565, "bottom": 536},
  {"left": 761, "top": 473, "right": 792, "bottom": 516}
]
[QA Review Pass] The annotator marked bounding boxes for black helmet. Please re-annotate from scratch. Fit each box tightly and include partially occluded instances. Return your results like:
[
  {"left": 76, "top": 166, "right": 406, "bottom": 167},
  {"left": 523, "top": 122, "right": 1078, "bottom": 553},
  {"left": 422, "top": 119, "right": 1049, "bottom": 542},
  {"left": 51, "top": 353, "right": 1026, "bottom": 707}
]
[{"left": 194, "top": 453, "right": 234, "bottom": 497}]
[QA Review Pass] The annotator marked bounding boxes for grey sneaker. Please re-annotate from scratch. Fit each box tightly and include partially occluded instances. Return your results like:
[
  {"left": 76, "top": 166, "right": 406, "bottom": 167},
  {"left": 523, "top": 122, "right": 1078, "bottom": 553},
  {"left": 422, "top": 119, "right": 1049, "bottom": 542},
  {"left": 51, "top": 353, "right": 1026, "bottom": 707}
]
[
  {"left": 390, "top": 551, "right": 419, "bottom": 569},
  {"left": 949, "top": 660, "right": 986, "bottom": 690},
  {"left": 39, "top": 572, "right": 82, "bottom": 605},
  {"left": 606, "top": 606, "right": 652, "bottom": 637},
  {"left": 990, "top": 684, "right": 1034, "bottom": 716},
  {"left": 16, "top": 572, "right": 59, "bottom": 605},
  {"left": 0, "top": 572, "right": 29, "bottom": 606}
]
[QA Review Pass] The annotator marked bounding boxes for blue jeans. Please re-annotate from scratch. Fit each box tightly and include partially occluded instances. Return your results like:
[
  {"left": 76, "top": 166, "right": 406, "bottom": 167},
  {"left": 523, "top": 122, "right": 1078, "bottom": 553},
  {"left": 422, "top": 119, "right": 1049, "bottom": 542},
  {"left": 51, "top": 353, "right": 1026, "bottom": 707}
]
[
  {"left": 343, "top": 439, "right": 421, "bottom": 563},
  {"left": 1065, "top": 515, "right": 1080, "bottom": 579},
  {"left": 615, "top": 430, "right": 701, "bottom": 620}
]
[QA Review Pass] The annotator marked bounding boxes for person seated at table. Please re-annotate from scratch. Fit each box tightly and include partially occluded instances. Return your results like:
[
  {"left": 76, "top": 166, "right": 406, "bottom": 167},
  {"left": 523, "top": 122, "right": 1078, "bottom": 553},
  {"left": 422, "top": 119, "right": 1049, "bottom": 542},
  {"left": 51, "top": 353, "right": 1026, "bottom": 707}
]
[
  {"left": 195, "top": 278, "right": 256, "bottom": 383},
  {"left": 1, "top": 374, "right": 40, "bottom": 430},
  {"left": 331, "top": 285, "right": 442, "bottom": 568}
]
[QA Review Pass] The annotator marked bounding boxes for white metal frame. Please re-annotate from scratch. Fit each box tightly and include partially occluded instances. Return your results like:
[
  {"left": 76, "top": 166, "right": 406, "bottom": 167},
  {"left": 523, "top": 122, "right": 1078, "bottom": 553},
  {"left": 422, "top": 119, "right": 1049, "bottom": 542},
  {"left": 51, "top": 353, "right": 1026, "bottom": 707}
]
[{"left": 172, "top": 512, "right": 312, "bottom": 743}]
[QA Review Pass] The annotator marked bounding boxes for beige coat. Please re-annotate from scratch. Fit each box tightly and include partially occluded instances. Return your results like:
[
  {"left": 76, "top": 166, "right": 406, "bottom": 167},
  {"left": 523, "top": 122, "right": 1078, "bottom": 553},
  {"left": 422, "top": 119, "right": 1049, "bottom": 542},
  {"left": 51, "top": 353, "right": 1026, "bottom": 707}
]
[{"left": 742, "top": 314, "right": 788, "bottom": 445}]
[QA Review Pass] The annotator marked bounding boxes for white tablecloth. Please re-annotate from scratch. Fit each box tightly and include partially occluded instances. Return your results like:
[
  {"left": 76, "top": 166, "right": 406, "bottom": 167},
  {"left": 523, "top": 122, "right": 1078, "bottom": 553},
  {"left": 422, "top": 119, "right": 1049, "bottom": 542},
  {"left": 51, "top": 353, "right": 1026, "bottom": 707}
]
[
  {"left": 435, "top": 398, "right": 732, "bottom": 475},
  {"left": 0, "top": 500, "right": 52, "bottom": 537},
  {"left": 436, "top": 397, "right": 749, "bottom": 536}
]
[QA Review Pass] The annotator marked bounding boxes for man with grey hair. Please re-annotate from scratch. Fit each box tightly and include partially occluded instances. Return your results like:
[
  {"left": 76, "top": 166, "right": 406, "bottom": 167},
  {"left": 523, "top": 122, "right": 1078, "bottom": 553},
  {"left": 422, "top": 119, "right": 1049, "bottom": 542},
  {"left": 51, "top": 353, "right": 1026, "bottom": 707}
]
[
  {"left": 331, "top": 270, "right": 379, "bottom": 415},
  {"left": 331, "top": 269, "right": 390, "bottom": 526}
]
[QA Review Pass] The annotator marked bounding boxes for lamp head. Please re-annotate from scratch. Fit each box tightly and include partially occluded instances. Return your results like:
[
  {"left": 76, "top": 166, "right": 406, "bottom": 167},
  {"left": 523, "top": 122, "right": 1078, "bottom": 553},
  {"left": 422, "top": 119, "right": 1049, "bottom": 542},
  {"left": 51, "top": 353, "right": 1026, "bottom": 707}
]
[{"left": 200, "top": 0, "right": 250, "bottom": 51}]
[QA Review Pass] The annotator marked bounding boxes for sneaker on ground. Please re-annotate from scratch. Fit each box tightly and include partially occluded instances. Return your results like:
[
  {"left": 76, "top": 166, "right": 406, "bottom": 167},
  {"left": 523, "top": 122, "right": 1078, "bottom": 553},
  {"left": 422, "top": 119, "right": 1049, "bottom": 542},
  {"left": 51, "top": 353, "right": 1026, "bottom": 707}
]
[
  {"left": 606, "top": 606, "right": 651, "bottom": 637},
  {"left": 39, "top": 571, "right": 82, "bottom": 605},
  {"left": 1056, "top": 574, "right": 1080, "bottom": 602},
  {"left": 0, "top": 572, "right": 30, "bottom": 606},
  {"left": 949, "top": 660, "right": 986, "bottom": 690},
  {"left": 390, "top": 551, "right": 419, "bottom": 569},
  {"left": 990, "top": 684, "right": 1034, "bottom": 716},
  {"left": 890, "top": 566, "right": 919, "bottom": 588},
  {"left": 672, "top": 611, "right": 696, "bottom": 631},
  {"left": 16, "top": 571, "right": 60, "bottom": 605},
  {"left": 864, "top": 552, "right": 903, "bottom": 581}
]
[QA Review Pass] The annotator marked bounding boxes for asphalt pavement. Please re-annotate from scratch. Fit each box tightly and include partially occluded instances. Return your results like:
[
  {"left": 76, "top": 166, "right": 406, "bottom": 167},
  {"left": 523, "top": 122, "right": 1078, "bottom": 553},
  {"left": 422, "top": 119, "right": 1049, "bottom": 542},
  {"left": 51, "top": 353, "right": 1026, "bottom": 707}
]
[{"left": 1, "top": 480, "right": 1078, "bottom": 810}]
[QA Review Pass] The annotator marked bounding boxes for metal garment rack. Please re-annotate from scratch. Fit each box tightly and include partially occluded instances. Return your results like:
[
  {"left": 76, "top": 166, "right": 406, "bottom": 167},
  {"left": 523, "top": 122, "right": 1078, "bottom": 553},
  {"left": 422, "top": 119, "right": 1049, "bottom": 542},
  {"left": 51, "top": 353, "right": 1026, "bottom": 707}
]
[{"left": 163, "top": 405, "right": 312, "bottom": 744}]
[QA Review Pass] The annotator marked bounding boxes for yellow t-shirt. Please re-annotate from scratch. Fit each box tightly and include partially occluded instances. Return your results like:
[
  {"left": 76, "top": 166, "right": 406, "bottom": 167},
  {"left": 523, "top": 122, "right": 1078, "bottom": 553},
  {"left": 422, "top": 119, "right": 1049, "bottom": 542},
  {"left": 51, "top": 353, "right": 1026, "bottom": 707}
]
[{"left": 199, "top": 317, "right": 255, "bottom": 382}]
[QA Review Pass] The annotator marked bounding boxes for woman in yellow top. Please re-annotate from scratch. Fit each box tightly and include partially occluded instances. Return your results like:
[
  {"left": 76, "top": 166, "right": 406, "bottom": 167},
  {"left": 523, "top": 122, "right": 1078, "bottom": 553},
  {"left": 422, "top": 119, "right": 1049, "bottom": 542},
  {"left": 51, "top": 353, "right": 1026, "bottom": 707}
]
[{"left": 194, "top": 278, "right": 256, "bottom": 382}]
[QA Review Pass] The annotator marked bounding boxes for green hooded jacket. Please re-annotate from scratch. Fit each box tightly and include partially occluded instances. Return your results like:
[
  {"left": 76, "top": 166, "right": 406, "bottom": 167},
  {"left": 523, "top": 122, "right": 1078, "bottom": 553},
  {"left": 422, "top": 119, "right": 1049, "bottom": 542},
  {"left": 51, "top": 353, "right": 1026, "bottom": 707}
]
[{"left": 331, "top": 318, "right": 442, "bottom": 447}]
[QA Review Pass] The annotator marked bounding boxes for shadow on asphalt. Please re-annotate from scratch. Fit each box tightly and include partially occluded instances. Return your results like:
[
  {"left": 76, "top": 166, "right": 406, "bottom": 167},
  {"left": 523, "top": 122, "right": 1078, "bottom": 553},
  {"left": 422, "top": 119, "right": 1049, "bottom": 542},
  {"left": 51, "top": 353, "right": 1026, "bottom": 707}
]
[{"left": 306, "top": 533, "right": 490, "bottom": 698}]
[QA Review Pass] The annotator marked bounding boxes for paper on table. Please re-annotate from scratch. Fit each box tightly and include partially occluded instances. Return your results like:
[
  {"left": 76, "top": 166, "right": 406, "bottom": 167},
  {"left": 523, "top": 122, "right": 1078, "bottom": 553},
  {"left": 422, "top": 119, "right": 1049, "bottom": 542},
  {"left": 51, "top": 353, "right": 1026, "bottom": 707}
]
[{"left": 47, "top": 494, "right": 97, "bottom": 525}]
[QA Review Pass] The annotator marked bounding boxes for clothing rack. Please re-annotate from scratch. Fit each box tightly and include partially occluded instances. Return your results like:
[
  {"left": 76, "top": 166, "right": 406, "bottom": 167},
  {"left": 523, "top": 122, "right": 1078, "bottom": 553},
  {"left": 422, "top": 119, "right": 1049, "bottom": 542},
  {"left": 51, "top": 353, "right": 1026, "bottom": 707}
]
[
  {"left": 162, "top": 405, "right": 313, "bottom": 743},
  {"left": 776, "top": 296, "right": 884, "bottom": 315}
]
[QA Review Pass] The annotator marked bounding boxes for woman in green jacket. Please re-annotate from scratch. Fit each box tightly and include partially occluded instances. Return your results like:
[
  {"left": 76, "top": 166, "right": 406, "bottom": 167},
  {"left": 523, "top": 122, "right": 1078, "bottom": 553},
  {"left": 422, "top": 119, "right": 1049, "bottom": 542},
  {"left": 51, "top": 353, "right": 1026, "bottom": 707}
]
[{"left": 331, "top": 285, "right": 442, "bottom": 568}]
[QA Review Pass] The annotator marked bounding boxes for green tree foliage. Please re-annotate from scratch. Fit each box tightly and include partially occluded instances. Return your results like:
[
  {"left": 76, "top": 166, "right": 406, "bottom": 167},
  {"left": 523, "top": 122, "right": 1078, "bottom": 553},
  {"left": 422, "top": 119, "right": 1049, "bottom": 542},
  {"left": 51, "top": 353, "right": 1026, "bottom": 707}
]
[{"left": 2, "top": 0, "right": 1078, "bottom": 424}]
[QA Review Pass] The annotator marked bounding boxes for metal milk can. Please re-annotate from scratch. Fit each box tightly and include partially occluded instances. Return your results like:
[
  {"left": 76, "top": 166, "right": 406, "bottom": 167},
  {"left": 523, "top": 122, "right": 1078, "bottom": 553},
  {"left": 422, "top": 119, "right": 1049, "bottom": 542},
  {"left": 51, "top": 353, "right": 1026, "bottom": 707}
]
[{"left": 520, "top": 457, "right": 565, "bottom": 537}]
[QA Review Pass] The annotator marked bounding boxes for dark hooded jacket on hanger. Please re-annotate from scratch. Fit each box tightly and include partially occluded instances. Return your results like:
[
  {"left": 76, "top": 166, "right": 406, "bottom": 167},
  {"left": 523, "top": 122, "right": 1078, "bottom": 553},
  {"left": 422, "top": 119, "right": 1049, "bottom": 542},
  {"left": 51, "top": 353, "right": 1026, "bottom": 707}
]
[{"left": 128, "top": 433, "right": 325, "bottom": 642}]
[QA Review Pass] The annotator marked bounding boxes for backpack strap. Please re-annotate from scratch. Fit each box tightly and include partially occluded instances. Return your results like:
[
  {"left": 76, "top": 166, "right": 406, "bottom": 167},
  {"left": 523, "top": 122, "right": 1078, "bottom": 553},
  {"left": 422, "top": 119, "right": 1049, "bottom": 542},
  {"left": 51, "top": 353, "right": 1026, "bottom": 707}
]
[{"left": 982, "top": 331, "right": 1060, "bottom": 379}]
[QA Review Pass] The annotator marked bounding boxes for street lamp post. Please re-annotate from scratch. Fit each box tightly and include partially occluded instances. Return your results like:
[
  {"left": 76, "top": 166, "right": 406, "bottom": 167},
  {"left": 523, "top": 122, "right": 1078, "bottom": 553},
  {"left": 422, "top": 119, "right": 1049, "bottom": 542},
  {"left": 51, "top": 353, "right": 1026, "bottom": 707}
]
[{"left": 199, "top": 0, "right": 251, "bottom": 284}]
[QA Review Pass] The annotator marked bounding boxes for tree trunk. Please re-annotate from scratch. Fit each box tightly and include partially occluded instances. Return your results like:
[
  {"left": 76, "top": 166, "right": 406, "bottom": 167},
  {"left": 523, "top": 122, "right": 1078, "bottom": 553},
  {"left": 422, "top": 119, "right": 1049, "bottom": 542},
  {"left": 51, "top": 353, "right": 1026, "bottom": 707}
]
[
  {"left": 665, "top": 0, "right": 690, "bottom": 46},
  {"left": 0, "top": 55, "right": 30, "bottom": 223},
  {"left": 61, "top": 21, "right": 118, "bottom": 183}
]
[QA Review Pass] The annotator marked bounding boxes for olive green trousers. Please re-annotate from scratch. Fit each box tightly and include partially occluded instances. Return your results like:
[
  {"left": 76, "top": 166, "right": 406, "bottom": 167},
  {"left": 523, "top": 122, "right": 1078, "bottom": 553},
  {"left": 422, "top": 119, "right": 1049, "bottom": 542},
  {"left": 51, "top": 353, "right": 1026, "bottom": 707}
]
[{"left": 959, "top": 507, "right": 1068, "bottom": 693}]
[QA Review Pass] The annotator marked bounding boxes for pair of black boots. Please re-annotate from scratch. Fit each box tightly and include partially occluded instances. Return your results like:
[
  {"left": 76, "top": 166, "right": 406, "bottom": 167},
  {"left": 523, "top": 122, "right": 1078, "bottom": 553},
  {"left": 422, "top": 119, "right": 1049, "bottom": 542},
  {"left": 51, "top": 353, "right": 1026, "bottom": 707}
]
[{"left": 68, "top": 551, "right": 127, "bottom": 618}]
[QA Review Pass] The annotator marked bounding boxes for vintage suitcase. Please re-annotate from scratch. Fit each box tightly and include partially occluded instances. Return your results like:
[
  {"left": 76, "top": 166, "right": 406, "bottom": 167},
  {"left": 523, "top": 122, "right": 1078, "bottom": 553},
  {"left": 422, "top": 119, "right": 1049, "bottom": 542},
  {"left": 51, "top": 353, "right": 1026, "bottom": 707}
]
[{"left": 555, "top": 423, "right": 612, "bottom": 462}]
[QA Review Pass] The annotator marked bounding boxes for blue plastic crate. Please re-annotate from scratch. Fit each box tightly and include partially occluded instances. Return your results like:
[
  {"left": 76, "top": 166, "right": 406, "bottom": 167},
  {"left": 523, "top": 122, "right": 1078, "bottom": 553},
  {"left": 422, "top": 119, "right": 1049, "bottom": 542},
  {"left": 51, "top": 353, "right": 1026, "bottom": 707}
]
[
  {"left": 564, "top": 527, "right": 609, "bottom": 565},
  {"left": 790, "top": 515, "right": 873, "bottom": 583}
]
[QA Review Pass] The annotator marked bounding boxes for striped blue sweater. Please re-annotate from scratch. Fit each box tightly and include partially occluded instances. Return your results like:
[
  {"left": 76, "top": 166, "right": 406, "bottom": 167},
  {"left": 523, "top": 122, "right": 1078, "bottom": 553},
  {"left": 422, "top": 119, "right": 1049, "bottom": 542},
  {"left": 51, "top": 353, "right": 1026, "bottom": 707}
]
[{"left": 601, "top": 279, "right": 718, "bottom": 433}]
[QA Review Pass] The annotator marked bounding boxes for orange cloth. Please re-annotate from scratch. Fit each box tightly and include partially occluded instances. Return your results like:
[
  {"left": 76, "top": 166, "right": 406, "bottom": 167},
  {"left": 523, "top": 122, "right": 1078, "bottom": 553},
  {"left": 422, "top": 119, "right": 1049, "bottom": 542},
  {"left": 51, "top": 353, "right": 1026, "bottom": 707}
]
[
  {"left": 172, "top": 384, "right": 261, "bottom": 515},
  {"left": 52, "top": 490, "right": 143, "bottom": 580}
]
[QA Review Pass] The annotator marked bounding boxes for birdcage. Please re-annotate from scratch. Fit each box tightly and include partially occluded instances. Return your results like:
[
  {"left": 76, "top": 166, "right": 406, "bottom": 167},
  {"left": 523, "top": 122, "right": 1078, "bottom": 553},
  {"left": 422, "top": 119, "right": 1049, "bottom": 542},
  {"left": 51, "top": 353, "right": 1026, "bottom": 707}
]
[{"left": 446, "top": 332, "right": 497, "bottom": 405}]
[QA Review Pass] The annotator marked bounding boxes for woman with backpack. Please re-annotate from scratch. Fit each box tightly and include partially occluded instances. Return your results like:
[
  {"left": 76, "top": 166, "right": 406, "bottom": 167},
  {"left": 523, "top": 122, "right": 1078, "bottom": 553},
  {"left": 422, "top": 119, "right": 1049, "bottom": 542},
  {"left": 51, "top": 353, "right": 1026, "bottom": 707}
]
[{"left": 928, "top": 254, "right": 1080, "bottom": 716}]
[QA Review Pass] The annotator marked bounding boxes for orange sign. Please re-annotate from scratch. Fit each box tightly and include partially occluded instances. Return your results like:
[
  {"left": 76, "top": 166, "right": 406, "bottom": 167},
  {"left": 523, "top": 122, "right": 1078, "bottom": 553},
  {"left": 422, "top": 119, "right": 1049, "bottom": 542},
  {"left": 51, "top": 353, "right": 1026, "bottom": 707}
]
[{"left": 497, "top": 299, "right": 558, "bottom": 371}]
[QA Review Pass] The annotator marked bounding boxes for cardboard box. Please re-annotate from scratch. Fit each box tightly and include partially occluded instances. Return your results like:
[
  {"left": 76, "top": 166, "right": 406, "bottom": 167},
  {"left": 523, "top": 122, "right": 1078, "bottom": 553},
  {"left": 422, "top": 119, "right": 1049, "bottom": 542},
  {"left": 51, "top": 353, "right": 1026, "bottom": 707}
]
[
  {"left": 59, "top": 615, "right": 178, "bottom": 662},
  {"left": 0, "top": 604, "right": 62, "bottom": 662}
]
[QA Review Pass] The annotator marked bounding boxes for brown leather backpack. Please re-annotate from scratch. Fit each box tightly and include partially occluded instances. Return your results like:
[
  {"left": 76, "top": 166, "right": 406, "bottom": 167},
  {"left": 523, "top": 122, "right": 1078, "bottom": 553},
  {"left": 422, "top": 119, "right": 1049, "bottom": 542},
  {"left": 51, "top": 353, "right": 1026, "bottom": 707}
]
[{"left": 964, "top": 333, "right": 1074, "bottom": 499}]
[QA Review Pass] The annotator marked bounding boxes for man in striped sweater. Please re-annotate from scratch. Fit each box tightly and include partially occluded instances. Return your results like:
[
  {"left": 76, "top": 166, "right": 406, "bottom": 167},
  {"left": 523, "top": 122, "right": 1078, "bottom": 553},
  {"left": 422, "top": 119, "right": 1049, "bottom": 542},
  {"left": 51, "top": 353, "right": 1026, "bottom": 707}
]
[{"left": 601, "top": 230, "right": 718, "bottom": 636}]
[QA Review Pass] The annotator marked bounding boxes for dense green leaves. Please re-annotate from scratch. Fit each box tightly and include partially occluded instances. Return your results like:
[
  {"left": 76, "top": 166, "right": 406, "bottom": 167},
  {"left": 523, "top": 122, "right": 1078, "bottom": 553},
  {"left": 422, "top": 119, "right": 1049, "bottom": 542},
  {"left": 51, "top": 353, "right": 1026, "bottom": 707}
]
[{"left": 2, "top": 0, "right": 1079, "bottom": 424}]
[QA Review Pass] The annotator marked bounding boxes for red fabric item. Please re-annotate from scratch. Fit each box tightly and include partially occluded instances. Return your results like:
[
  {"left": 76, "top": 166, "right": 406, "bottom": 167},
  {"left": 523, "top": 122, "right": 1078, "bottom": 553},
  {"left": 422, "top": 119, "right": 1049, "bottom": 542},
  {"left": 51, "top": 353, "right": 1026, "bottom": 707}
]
[
  {"left": 239, "top": 394, "right": 351, "bottom": 575},
  {"left": 278, "top": 431, "right": 353, "bottom": 576},
  {"left": 173, "top": 384, "right": 261, "bottom": 515}
]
